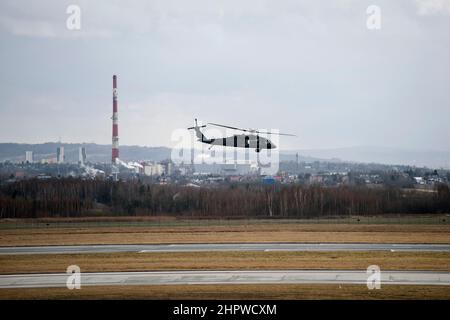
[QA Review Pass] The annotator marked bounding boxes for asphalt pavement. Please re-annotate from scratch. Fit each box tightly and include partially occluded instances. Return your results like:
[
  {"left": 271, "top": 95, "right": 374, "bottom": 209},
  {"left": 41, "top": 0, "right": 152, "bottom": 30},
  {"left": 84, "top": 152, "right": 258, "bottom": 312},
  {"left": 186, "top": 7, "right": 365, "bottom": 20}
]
[{"left": 1, "top": 243, "right": 450, "bottom": 255}]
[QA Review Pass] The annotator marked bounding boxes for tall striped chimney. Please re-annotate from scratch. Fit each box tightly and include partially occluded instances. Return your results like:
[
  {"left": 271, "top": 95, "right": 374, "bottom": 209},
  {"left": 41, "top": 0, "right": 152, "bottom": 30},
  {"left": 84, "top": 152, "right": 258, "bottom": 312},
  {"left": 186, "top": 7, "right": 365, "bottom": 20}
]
[{"left": 112, "top": 75, "right": 119, "bottom": 164}]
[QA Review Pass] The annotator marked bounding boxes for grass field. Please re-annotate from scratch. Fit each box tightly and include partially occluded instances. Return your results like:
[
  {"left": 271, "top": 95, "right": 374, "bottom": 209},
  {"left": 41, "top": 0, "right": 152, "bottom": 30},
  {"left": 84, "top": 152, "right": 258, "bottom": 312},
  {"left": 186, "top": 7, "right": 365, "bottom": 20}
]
[
  {"left": 1, "top": 215, "right": 449, "bottom": 230},
  {"left": 1, "top": 284, "right": 450, "bottom": 300},
  {"left": 1, "top": 218, "right": 449, "bottom": 300},
  {"left": 1, "top": 223, "right": 450, "bottom": 246},
  {"left": 1, "top": 251, "right": 450, "bottom": 274}
]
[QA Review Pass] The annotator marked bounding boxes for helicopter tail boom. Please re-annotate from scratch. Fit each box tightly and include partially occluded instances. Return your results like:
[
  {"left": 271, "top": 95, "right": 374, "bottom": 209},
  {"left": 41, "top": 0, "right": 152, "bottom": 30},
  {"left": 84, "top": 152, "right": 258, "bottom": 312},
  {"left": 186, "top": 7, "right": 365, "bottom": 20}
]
[{"left": 187, "top": 118, "right": 212, "bottom": 143}]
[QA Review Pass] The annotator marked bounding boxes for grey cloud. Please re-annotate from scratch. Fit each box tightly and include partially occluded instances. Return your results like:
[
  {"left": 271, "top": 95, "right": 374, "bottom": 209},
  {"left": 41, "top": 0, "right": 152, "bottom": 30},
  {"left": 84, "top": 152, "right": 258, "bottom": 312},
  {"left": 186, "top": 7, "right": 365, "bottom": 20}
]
[{"left": 0, "top": 0, "right": 449, "bottom": 152}]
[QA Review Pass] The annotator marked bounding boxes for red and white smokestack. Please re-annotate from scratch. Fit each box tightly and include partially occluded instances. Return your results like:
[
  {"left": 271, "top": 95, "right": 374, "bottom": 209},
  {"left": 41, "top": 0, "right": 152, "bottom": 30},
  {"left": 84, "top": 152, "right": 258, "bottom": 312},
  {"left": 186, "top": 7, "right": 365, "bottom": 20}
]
[{"left": 112, "top": 75, "right": 119, "bottom": 164}]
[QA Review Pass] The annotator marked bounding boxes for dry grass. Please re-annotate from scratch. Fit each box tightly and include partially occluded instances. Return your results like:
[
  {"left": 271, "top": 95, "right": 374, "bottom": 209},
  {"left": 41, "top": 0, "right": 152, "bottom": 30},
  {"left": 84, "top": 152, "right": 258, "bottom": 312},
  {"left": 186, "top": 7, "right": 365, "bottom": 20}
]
[
  {"left": 1, "top": 284, "right": 450, "bottom": 300},
  {"left": 1, "top": 224, "right": 450, "bottom": 246},
  {"left": 1, "top": 251, "right": 449, "bottom": 274}
]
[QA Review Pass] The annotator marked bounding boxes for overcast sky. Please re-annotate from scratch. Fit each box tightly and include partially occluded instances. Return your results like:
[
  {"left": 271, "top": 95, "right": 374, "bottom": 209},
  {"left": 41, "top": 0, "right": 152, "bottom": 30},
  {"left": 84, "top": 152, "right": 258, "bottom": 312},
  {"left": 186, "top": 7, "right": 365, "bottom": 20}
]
[{"left": 0, "top": 0, "right": 449, "bottom": 151}]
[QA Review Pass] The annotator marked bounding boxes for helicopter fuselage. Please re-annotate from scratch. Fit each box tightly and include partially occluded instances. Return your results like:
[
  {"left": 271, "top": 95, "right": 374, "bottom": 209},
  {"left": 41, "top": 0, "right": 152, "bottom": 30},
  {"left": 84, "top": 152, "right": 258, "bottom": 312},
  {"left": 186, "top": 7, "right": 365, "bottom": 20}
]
[
  {"left": 200, "top": 134, "right": 276, "bottom": 152},
  {"left": 188, "top": 119, "right": 286, "bottom": 153}
]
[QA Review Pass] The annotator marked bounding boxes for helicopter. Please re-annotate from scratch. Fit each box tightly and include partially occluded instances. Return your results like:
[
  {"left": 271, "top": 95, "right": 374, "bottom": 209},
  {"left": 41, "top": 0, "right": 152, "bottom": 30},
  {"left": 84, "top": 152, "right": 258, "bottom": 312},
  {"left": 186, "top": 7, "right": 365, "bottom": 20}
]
[{"left": 187, "top": 119, "right": 296, "bottom": 152}]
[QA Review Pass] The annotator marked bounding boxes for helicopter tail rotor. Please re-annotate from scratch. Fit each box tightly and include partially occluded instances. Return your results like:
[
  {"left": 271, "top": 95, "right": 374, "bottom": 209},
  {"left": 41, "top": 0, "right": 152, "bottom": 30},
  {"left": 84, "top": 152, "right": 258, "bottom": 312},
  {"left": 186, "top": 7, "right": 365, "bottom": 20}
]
[
  {"left": 187, "top": 118, "right": 207, "bottom": 130},
  {"left": 187, "top": 119, "right": 211, "bottom": 143}
]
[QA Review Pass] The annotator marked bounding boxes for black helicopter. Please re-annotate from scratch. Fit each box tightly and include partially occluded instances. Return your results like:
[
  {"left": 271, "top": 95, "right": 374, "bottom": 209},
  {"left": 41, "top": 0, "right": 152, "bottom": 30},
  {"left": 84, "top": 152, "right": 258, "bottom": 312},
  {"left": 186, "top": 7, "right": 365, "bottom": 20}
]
[{"left": 188, "top": 119, "right": 296, "bottom": 152}]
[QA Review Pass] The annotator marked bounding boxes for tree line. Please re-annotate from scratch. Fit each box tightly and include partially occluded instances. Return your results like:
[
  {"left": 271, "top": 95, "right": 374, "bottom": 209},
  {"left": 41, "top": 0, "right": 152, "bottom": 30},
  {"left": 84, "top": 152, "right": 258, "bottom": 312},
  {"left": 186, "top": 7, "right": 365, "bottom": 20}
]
[{"left": 0, "top": 178, "right": 449, "bottom": 218}]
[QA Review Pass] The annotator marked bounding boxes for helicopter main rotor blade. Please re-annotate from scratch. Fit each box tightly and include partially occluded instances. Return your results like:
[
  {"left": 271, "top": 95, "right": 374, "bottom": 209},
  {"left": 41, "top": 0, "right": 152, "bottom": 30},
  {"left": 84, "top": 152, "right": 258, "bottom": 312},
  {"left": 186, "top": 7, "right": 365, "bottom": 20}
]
[
  {"left": 207, "top": 122, "right": 250, "bottom": 132},
  {"left": 208, "top": 122, "right": 296, "bottom": 136},
  {"left": 254, "top": 131, "right": 297, "bottom": 137}
]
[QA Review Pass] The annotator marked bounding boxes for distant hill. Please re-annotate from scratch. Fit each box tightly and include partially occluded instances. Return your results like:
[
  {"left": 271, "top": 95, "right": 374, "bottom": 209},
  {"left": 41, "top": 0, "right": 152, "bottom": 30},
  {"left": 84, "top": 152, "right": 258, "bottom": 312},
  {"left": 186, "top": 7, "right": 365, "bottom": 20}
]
[
  {"left": 1, "top": 143, "right": 449, "bottom": 169},
  {"left": 0, "top": 143, "right": 171, "bottom": 163},
  {"left": 285, "top": 146, "right": 450, "bottom": 169}
]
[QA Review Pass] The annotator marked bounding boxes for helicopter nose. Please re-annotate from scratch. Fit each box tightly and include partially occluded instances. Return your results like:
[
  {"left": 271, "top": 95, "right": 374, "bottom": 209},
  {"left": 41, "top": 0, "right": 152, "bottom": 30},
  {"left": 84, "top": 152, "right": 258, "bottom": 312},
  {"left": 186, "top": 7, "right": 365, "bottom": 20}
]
[{"left": 269, "top": 142, "right": 276, "bottom": 149}]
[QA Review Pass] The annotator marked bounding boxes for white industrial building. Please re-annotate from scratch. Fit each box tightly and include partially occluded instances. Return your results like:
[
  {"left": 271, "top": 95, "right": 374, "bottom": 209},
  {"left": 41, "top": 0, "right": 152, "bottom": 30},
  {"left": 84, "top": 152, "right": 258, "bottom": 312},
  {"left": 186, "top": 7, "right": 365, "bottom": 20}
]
[
  {"left": 57, "top": 147, "right": 65, "bottom": 163},
  {"left": 144, "top": 163, "right": 165, "bottom": 176},
  {"left": 79, "top": 147, "right": 87, "bottom": 165},
  {"left": 25, "top": 151, "right": 33, "bottom": 163}
]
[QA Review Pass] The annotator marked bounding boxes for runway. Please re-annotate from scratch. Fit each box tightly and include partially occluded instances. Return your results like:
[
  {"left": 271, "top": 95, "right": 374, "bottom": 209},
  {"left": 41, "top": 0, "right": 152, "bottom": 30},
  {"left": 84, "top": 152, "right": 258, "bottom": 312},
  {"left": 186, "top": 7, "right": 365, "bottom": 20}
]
[
  {"left": 1, "top": 270, "right": 450, "bottom": 288},
  {"left": 1, "top": 243, "right": 450, "bottom": 255}
]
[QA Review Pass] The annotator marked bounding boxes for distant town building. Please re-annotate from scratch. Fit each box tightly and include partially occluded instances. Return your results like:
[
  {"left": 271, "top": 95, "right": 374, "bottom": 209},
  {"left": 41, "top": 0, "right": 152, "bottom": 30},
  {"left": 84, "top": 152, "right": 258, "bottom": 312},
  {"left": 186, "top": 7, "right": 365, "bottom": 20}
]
[
  {"left": 262, "top": 176, "right": 276, "bottom": 184},
  {"left": 144, "top": 163, "right": 165, "bottom": 176},
  {"left": 78, "top": 147, "right": 87, "bottom": 165},
  {"left": 41, "top": 157, "right": 57, "bottom": 164},
  {"left": 25, "top": 151, "right": 33, "bottom": 163},
  {"left": 193, "top": 163, "right": 255, "bottom": 176},
  {"left": 14, "top": 171, "right": 25, "bottom": 178},
  {"left": 167, "top": 162, "right": 174, "bottom": 175},
  {"left": 57, "top": 147, "right": 65, "bottom": 164}
]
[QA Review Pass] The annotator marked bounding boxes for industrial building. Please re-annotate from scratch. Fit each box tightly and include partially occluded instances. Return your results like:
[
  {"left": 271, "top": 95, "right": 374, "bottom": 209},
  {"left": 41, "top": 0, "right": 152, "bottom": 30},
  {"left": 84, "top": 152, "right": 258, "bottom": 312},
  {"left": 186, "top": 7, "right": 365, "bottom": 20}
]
[
  {"left": 79, "top": 147, "right": 87, "bottom": 165},
  {"left": 112, "top": 75, "right": 119, "bottom": 164},
  {"left": 25, "top": 151, "right": 33, "bottom": 163},
  {"left": 144, "top": 163, "right": 165, "bottom": 176},
  {"left": 56, "top": 147, "right": 64, "bottom": 163}
]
